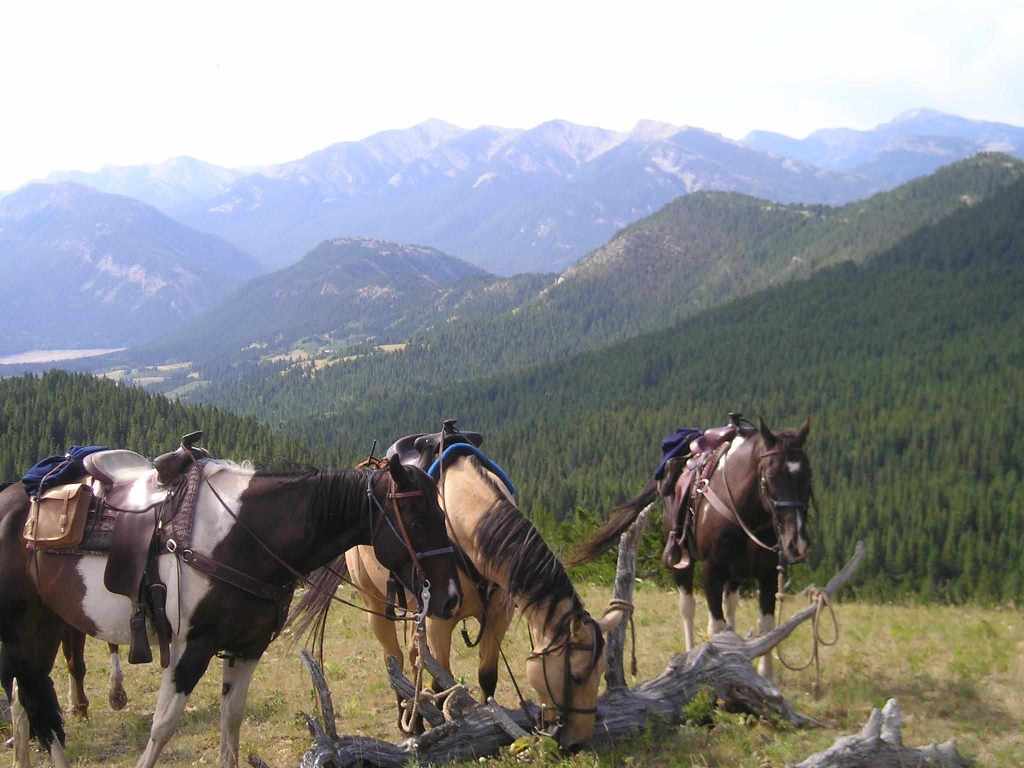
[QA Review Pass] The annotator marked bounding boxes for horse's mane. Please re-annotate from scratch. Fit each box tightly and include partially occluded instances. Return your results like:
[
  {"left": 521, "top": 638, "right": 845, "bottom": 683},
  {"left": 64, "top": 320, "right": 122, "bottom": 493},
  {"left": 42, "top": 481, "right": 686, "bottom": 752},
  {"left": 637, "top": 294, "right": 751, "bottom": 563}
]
[{"left": 467, "top": 456, "right": 582, "bottom": 629}]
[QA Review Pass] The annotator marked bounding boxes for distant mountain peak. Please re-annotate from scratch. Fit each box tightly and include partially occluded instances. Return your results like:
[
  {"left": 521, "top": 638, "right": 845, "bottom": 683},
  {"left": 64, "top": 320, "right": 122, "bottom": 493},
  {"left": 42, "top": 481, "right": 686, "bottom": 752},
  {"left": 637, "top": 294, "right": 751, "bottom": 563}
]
[
  {"left": 524, "top": 120, "right": 628, "bottom": 163},
  {"left": 630, "top": 119, "right": 683, "bottom": 142},
  {"left": 890, "top": 107, "right": 951, "bottom": 124}
]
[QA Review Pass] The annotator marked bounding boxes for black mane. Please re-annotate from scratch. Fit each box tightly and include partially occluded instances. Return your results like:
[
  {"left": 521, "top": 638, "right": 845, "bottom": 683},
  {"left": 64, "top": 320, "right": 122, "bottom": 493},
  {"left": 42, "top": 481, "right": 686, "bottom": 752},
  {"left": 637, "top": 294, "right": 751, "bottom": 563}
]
[{"left": 470, "top": 458, "right": 581, "bottom": 628}]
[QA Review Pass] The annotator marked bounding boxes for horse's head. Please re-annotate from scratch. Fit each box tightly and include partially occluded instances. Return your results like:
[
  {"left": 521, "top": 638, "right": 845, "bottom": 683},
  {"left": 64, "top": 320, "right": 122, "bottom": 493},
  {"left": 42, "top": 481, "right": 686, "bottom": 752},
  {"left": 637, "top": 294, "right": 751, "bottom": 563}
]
[
  {"left": 525, "top": 603, "right": 626, "bottom": 751},
  {"left": 370, "top": 455, "right": 462, "bottom": 619},
  {"left": 756, "top": 418, "right": 812, "bottom": 564}
]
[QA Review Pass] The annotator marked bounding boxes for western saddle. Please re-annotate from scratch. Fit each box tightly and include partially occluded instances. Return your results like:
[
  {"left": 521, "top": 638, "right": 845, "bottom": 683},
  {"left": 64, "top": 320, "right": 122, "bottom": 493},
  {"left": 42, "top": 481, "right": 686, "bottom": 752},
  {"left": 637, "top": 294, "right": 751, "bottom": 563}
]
[
  {"left": 387, "top": 418, "right": 483, "bottom": 471},
  {"left": 660, "top": 414, "right": 754, "bottom": 569},
  {"left": 83, "top": 431, "right": 209, "bottom": 666}
]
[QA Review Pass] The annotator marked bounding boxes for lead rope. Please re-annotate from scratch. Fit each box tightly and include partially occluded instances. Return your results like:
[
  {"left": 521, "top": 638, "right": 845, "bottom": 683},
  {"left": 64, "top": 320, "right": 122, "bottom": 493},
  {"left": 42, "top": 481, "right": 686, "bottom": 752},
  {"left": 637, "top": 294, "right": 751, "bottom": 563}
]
[
  {"left": 399, "top": 581, "right": 432, "bottom": 734},
  {"left": 605, "top": 599, "right": 638, "bottom": 676},
  {"left": 773, "top": 493, "right": 839, "bottom": 696}
]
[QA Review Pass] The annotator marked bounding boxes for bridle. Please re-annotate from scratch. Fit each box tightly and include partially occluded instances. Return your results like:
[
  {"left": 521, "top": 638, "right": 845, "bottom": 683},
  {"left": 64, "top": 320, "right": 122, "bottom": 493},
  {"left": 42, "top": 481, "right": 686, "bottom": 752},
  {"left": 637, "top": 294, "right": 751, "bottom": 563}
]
[
  {"left": 365, "top": 470, "right": 455, "bottom": 609},
  {"left": 756, "top": 447, "right": 811, "bottom": 566},
  {"left": 527, "top": 609, "right": 605, "bottom": 736},
  {"left": 698, "top": 441, "right": 812, "bottom": 566}
]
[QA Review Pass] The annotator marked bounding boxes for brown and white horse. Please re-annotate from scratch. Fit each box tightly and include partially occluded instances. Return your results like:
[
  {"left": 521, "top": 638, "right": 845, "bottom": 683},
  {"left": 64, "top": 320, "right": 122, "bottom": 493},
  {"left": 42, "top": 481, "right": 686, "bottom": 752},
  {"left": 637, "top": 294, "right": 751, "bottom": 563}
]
[
  {"left": 292, "top": 452, "right": 627, "bottom": 750},
  {"left": 0, "top": 455, "right": 461, "bottom": 768},
  {"left": 572, "top": 420, "right": 812, "bottom": 680}
]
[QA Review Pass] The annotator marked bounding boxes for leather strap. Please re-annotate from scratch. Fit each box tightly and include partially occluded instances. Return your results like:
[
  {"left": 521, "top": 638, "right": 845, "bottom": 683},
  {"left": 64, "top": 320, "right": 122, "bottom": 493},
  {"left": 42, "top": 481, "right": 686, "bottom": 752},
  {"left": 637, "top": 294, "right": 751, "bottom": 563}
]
[{"left": 181, "top": 548, "right": 293, "bottom": 605}]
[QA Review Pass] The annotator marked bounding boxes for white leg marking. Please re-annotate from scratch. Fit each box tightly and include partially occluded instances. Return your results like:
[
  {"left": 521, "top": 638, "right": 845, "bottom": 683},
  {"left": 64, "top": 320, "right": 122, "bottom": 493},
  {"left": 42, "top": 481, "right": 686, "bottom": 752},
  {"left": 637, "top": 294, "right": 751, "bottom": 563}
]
[
  {"left": 219, "top": 659, "right": 259, "bottom": 768},
  {"left": 724, "top": 588, "right": 739, "bottom": 630},
  {"left": 49, "top": 740, "right": 71, "bottom": 768},
  {"left": 135, "top": 663, "right": 188, "bottom": 768},
  {"left": 109, "top": 651, "right": 128, "bottom": 710},
  {"left": 677, "top": 588, "right": 695, "bottom": 652},
  {"left": 11, "top": 680, "right": 31, "bottom": 768},
  {"left": 757, "top": 613, "right": 776, "bottom": 680}
]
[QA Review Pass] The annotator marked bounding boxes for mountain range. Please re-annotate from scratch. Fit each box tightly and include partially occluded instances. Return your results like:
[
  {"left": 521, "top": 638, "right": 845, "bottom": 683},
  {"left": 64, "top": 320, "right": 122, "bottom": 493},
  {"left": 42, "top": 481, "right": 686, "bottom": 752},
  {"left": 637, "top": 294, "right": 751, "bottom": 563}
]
[
  {"left": 47, "top": 156, "right": 243, "bottom": 212},
  {"left": 744, "top": 109, "right": 1024, "bottom": 185},
  {"left": 0, "top": 183, "right": 258, "bottom": 354},
  {"left": 29, "top": 109, "right": 1024, "bottom": 278},
  {"left": 147, "top": 237, "right": 550, "bottom": 362},
  {"left": 113, "top": 152, "right": 1017, "bottom": 409}
]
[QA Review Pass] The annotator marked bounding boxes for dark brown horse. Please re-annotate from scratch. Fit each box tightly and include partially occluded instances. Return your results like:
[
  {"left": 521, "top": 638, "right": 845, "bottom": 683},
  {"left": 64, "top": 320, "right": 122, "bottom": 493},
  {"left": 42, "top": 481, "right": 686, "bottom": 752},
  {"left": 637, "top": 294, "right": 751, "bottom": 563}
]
[
  {"left": 0, "top": 455, "right": 461, "bottom": 768},
  {"left": 572, "top": 419, "right": 812, "bottom": 680}
]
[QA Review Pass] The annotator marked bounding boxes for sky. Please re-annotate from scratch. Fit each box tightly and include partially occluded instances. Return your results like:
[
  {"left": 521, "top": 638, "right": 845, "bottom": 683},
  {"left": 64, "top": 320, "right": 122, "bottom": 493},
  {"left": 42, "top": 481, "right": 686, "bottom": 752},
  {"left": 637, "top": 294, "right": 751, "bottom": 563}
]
[{"left": 1, "top": 0, "right": 1022, "bottom": 190}]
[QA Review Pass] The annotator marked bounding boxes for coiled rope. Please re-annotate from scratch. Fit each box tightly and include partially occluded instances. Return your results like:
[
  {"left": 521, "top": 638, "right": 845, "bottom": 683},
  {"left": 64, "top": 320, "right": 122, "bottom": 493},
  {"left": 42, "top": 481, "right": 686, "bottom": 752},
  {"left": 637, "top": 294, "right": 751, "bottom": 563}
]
[{"left": 774, "top": 571, "right": 839, "bottom": 696}]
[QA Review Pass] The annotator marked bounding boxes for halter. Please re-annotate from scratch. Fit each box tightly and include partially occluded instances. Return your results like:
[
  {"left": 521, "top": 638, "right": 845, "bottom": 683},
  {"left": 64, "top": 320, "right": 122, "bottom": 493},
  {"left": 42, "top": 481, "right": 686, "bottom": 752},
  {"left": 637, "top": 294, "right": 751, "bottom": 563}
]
[
  {"left": 698, "top": 443, "right": 811, "bottom": 565},
  {"left": 526, "top": 609, "right": 605, "bottom": 734},
  {"left": 365, "top": 471, "right": 455, "bottom": 608}
]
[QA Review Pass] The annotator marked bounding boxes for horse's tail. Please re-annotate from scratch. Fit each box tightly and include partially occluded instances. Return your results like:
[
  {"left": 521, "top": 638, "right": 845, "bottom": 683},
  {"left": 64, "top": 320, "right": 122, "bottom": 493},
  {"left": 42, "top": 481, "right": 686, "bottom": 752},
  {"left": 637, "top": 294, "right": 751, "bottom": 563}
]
[
  {"left": 0, "top": 647, "right": 66, "bottom": 752},
  {"left": 284, "top": 556, "right": 347, "bottom": 654},
  {"left": 0, "top": 484, "right": 66, "bottom": 752},
  {"left": 567, "top": 478, "right": 659, "bottom": 565}
]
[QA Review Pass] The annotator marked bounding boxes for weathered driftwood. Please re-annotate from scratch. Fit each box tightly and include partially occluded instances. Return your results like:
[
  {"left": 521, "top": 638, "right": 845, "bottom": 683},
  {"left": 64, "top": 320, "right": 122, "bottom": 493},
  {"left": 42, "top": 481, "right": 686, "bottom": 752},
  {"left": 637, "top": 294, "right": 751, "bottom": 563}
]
[
  {"left": 792, "top": 698, "right": 970, "bottom": 768},
  {"left": 251, "top": 534, "right": 866, "bottom": 768}
]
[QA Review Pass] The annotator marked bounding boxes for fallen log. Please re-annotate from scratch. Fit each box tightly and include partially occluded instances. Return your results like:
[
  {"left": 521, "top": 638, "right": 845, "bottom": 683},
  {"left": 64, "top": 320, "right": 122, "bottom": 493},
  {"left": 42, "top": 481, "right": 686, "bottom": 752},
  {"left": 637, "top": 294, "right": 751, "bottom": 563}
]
[
  {"left": 252, "top": 534, "right": 866, "bottom": 767},
  {"left": 792, "top": 698, "right": 971, "bottom": 768}
]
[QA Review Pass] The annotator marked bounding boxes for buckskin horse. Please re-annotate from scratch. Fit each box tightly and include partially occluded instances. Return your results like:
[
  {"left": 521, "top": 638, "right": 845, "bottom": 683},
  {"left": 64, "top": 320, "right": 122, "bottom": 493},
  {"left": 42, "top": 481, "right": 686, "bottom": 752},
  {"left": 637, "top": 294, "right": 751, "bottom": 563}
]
[
  {"left": 571, "top": 418, "right": 812, "bottom": 681},
  {"left": 289, "top": 423, "right": 628, "bottom": 750},
  {"left": 0, "top": 453, "right": 461, "bottom": 768}
]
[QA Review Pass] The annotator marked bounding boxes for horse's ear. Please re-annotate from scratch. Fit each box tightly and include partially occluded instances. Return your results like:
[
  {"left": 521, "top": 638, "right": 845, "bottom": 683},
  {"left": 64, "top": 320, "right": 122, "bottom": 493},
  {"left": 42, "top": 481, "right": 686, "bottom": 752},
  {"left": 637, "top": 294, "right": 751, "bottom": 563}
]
[
  {"left": 759, "top": 418, "right": 778, "bottom": 448},
  {"left": 387, "top": 453, "right": 411, "bottom": 488},
  {"left": 797, "top": 416, "right": 811, "bottom": 445}
]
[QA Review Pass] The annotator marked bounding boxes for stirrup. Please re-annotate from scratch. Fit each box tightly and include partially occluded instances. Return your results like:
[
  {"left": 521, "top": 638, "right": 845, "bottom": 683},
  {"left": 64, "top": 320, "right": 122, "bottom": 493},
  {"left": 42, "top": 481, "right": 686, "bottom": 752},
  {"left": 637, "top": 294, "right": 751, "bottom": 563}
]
[{"left": 128, "top": 608, "right": 153, "bottom": 665}]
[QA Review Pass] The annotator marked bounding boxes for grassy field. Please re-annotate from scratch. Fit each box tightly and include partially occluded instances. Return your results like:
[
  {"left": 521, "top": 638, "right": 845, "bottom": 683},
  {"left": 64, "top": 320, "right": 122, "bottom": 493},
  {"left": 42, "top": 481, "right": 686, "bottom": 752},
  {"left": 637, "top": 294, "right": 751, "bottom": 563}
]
[{"left": 3, "top": 585, "right": 1021, "bottom": 767}]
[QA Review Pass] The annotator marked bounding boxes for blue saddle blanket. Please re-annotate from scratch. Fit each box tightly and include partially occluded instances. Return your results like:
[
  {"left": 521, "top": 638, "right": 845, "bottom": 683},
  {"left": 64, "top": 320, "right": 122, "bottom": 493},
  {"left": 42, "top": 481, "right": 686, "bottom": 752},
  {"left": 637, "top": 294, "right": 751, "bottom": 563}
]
[
  {"left": 22, "top": 445, "right": 108, "bottom": 496},
  {"left": 427, "top": 443, "right": 517, "bottom": 498},
  {"left": 654, "top": 428, "right": 703, "bottom": 480}
]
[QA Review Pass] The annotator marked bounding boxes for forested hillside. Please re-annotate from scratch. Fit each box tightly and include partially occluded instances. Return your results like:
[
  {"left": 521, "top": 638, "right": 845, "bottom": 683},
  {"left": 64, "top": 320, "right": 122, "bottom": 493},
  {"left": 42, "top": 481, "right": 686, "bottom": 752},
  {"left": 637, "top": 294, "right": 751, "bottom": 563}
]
[
  {"left": 189, "top": 153, "right": 1024, "bottom": 416},
  {"left": 201, "top": 175, "right": 1024, "bottom": 603},
  {"left": 0, "top": 371, "right": 312, "bottom": 481}
]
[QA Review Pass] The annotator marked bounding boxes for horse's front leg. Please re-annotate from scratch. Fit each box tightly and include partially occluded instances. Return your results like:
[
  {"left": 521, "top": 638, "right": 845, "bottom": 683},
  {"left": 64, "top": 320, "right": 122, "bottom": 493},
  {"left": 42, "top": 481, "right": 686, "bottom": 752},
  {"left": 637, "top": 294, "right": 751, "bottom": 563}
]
[
  {"left": 136, "top": 639, "right": 215, "bottom": 768},
  {"left": 425, "top": 618, "right": 455, "bottom": 689},
  {"left": 107, "top": 644, "right": 128, "bottom": 710},
  {"left": 61, "top": 626, "right": 89, "bottom": 718},
  {"left": 219, "top": 657, "right": 260, "bottom": 768},
  {"left": 756, "top": 569, "right": 777, "bottom": 681},
  {"left": 724, "top": 581, "right": 740, "bottom": 631},
  {"left": 704, "top": 567, "right": 728, "bottom": 637},
  {"left": 672, "top": 567, "right": 696, "bottom": 652},
  {"left": 476, "top": 599, "right": 512, "bottom": 699}
]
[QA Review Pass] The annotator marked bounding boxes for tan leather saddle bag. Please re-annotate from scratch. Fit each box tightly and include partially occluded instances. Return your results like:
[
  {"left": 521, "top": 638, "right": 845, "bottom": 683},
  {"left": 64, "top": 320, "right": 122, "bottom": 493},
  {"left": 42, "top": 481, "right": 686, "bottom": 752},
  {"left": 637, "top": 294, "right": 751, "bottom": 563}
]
[{"left": 24, "top": 482, "right": 93, "bottom": 550}]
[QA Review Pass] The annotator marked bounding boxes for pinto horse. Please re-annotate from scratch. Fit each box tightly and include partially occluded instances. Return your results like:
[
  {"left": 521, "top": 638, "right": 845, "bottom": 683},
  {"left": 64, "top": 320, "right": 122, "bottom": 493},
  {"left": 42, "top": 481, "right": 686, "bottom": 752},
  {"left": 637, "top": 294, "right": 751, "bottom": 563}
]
[
  {"left": 0, "top": 455, "right": 461, "bottom": 768},
  {"left": 291, "top": 448, "right": 627, "bottom": 750},
  {"left": 572, "top": 419, "right": 812, "bottom": 680}
]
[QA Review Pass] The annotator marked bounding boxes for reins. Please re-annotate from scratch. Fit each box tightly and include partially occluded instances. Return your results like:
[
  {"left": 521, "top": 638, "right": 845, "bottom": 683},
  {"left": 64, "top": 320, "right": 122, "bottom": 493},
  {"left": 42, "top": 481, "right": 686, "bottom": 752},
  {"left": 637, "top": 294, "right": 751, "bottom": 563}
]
[
  {"left": 198, "top": 469, "right": 439, "bottom": 625},
  {"left": 698, "top": 439, "right": 838, "bottom": 693}
]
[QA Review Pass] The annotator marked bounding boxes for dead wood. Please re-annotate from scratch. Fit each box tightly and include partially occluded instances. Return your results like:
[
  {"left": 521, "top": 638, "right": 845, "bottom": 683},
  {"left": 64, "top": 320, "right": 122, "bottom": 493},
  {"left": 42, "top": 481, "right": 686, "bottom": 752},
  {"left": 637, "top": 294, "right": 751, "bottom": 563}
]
[
  {"left": 253, "top": 532, "right": 867, "bottom": 767},
  {"left": 792, "top": 698, "right": 971, "bottom": 768}
]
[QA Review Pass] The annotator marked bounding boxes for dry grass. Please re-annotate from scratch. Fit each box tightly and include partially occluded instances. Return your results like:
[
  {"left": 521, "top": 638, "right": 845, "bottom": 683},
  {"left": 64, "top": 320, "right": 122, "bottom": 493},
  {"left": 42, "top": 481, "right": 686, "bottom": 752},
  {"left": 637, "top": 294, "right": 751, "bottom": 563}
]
[{"left": 3, "top": 585, "right": 1021, "bottom": 767}]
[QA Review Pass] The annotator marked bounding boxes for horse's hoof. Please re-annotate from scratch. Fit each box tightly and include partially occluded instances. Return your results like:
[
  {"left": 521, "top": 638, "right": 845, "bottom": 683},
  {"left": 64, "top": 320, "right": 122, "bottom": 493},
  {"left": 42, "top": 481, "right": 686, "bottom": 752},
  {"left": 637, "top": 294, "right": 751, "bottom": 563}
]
[
  {"left": 4, "top": 737, "right": 13, "bottom": 749},
  {"left": 109, "top": 688, "right": 129, "bottom": 711},
  {"left": 70, "top": 703, "right": 89, "bottom": 719}
]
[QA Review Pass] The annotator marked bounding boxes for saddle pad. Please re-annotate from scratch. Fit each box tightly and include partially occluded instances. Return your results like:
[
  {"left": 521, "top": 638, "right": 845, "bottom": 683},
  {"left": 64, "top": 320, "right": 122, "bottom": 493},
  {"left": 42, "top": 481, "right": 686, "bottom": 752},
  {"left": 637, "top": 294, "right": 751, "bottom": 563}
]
[
  {"left": 23, "top": 482, "right": 93, "bottom": 549},
  {"left": 426, "top": 444, "right": 517, "bottom": 497},
  {"left": 22, "top": 445, "right": 108, "bottom": 496},
  {"left": 655, "top": 428, "right": 703, "bottom": 480}
]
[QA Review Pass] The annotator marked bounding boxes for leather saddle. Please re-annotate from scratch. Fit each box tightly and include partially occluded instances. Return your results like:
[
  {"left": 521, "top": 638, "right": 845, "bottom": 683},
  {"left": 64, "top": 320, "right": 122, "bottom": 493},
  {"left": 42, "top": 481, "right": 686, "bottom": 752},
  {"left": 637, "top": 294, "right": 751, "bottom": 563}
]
[
  {"left": 387, "top": 419, "right": 483, "bottom": 471},
  {"left": 83, "top": 431, "right": 208, "bottom": 666},
  {"left": 660, "top": 415, "right": 753, "bottom": 570}
]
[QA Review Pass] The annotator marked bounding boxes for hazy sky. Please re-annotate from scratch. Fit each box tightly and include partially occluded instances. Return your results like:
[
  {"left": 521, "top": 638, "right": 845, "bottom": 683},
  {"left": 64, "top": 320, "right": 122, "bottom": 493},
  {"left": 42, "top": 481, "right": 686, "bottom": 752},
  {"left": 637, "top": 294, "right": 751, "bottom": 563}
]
[{"left": 2, "top": 0, "right": 1022, "bottom": 190}]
